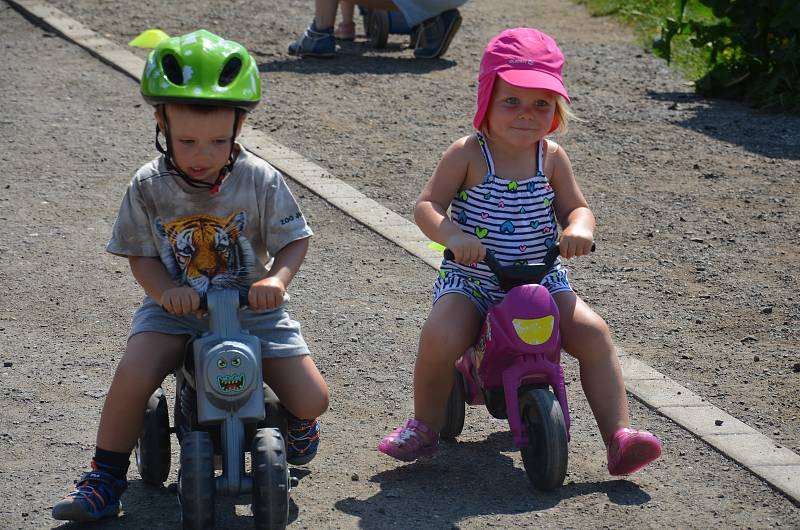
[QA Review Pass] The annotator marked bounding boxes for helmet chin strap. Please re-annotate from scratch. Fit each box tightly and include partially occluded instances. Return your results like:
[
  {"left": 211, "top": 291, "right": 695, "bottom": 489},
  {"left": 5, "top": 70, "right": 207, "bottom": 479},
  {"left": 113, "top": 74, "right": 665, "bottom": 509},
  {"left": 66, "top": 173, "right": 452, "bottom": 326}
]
[{"left": 154, "top": 107, "right": 241, "bottom": 192}]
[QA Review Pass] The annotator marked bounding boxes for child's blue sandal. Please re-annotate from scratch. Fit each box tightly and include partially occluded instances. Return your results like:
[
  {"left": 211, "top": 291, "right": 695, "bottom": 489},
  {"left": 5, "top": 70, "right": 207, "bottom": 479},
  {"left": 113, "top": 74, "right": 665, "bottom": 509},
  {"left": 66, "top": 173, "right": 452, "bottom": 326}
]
[
  {"left": 52, "top": 470, "right": 127, "bottom": 522},
  {"left": 287, "top": 416, "right": 321, "bottom": 465}
]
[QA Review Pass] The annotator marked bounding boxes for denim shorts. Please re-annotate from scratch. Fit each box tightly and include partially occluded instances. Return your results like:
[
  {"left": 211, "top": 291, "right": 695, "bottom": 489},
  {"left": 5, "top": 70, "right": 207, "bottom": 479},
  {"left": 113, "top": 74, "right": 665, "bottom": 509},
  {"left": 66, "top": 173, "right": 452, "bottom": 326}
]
[
  {"left": 129, "top": 296, "right": 310, "bottom": 358},
  {"left": 393, "top": 0, "right": 468, "bottom": 26}
]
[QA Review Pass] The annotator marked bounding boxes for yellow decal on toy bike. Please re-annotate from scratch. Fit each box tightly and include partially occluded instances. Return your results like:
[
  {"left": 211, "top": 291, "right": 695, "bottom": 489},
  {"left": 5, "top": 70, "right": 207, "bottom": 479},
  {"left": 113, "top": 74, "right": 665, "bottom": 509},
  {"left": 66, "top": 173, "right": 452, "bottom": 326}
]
[{"left": 512, "top": 316, "right": 554, "bottom": 345}]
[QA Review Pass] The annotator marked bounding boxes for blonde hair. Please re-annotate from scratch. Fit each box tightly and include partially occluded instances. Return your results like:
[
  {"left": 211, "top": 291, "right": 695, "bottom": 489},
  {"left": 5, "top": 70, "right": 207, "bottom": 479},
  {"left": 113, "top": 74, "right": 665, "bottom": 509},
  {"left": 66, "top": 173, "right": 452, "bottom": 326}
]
[{"left": 551, "top": 95, "right": 575, "bottom": 136}]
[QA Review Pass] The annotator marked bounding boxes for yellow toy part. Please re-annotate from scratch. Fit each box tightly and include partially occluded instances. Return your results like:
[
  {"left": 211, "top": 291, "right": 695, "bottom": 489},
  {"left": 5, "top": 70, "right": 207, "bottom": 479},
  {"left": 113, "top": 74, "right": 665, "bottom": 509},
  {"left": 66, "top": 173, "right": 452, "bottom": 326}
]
[
  {"left": 512, "top": 315, "right": 554, "bottom": 346},
  {"left": 128, "top": 29, "right": 170, "bottom": 48},
  {"left": 428, "top": 241, "right": 446, "bottom": 252}
]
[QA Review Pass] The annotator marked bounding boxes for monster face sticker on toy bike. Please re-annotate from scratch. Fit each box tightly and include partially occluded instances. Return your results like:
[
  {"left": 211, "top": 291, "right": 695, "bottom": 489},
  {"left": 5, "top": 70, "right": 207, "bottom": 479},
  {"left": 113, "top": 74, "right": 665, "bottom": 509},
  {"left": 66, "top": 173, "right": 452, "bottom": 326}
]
[
  {"left": 203, "top": 342, "right": 259, "bottom": 399},
  {"left": 215, "top": 354, "right": 245, "bottom": 394},
  {"left": 154, "top": 211, "right": 258, "bottom": 296}
]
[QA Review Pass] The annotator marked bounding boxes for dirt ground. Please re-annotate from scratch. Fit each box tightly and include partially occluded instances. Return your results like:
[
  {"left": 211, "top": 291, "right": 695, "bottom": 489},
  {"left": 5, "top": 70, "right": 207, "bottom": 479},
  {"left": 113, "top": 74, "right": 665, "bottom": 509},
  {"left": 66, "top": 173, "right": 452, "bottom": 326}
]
[{"left": 1, "top": 0, "right": 799, "bottom": 528}]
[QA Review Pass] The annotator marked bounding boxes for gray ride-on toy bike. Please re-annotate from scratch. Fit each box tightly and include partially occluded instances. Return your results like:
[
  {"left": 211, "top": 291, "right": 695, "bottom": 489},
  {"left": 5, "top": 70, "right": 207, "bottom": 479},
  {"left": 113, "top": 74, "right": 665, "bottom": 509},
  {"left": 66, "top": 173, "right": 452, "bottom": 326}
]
[{"left": 135, "top": 288, "right": 293, "bottom": 529}]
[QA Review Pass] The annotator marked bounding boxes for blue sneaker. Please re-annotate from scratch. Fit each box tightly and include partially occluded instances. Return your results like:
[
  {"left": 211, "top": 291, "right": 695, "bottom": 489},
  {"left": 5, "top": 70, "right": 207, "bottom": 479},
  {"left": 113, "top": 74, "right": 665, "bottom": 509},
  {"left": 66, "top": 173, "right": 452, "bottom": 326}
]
[
  {"left": 288, "top": 23, "right": 337, "bottom": 58},
  {"left": 287, "top": 417, "right": 320, "bottom": 465},
  {"left": 413, "top": 9, "right": 462, "bottom": 59},
  {"left": 52, "top": 470, "right": 127, "bottom": 522}
]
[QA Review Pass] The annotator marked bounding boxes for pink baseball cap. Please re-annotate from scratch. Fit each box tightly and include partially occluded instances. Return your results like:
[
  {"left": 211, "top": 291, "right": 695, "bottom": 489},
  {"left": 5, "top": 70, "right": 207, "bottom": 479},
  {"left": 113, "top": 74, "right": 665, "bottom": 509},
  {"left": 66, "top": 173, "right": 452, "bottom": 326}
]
[{"left": 473, "top": 28, "right": 570, "bottom": 130}]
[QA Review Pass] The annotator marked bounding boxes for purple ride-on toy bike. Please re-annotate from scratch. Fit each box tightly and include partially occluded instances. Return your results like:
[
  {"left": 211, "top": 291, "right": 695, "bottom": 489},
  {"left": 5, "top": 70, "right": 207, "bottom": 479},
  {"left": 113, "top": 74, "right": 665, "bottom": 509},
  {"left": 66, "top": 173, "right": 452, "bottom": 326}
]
[{"left": 441, "top": 243, "right": 590, "bottom": 491}]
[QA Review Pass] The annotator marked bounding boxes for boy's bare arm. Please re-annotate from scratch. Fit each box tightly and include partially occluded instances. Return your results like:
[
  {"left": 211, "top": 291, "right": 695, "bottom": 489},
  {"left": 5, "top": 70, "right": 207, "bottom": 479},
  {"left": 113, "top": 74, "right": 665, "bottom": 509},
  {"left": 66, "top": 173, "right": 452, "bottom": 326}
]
[
  {"left": 266, "top": 237, "right": 309, "bottom": 287},
  {"left": 248, "top": 237, "right": 309, "bottom": 310},
  {"left": 129, "top": 256, "right": 199, "bottom": 315}
]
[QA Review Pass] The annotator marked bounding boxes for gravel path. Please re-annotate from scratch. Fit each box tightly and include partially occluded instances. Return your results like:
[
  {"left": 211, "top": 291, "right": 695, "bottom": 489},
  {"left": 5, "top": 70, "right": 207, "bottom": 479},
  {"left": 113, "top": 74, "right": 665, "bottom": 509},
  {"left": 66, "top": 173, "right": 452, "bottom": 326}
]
[{"left": 1, "top": 1, "right": 799, "bottom": 528}]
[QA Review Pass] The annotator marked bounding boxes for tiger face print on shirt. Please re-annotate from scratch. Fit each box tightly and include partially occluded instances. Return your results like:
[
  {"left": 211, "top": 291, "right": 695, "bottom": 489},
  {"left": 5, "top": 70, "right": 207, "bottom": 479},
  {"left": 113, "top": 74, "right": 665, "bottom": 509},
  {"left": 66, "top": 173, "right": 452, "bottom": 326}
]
[{"left": 154, "top": 211, "right": 257, "bottom": 296}]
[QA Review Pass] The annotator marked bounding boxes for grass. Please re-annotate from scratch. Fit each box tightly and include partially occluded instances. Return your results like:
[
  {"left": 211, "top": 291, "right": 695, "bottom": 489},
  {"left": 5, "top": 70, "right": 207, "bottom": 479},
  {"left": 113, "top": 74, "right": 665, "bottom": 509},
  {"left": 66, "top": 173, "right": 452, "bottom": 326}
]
[{"left": 573, "top": 0, "right": 719, "bottom": 81}]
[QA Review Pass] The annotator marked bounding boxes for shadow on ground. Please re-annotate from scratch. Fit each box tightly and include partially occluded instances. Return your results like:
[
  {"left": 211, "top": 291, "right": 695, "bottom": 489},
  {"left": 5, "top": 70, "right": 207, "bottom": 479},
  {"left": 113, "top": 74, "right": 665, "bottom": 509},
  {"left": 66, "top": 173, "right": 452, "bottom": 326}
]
[
  {"left": 647, "top": 91, "right": 800, "bottom": 161},
  {"left": 336, "top": 432, "right": 652, "bottom": 529},
  {"left": 258, "top": 42, "right": 457, "bottom": 76}
]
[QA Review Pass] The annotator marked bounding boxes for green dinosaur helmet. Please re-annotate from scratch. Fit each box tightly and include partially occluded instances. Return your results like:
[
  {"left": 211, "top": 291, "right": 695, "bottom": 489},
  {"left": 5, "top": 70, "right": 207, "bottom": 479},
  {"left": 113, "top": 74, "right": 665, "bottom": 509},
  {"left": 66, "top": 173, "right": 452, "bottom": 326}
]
[{"left": 141, "top": 29, "right": 260, "bottom": 111}]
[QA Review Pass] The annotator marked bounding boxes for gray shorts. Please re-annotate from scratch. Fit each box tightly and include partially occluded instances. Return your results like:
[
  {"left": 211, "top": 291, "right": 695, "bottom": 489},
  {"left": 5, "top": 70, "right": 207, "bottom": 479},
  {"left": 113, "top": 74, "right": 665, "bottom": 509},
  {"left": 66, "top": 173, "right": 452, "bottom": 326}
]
[
  {"left": 393, "top": 0, "right": 468, "bottom": 26},
  {"left": 129, "top": 296, "right": 310, "bottom": 358}
]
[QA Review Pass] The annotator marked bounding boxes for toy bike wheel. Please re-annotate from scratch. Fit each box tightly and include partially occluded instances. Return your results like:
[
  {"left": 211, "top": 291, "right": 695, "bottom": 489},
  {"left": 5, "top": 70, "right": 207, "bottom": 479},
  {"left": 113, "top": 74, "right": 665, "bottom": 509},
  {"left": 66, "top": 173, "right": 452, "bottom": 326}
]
[
  {"left": 179, "top": 431, "right": 215, "bottom": 529},
  {"left": 252, "top": 428, "right": 290, "bottom": 530},
  {"left": 519, "top": 388, "right": 568, "bottom": 491},
  {"left": 440, "top": 369, "right": 465, "bottom": 440},
  {"left": 135, "top": 387, "right": 172, "bottom": 485},
  {"left": 368, "top": 10, "right": 389, "bottom": 48}
]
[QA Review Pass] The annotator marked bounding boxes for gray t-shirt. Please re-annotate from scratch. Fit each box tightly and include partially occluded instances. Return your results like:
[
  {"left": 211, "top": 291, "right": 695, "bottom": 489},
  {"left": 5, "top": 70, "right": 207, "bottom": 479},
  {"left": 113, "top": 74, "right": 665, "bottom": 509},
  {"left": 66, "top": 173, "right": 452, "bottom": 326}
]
[{"left": 107, "top": 145, "right": 312, "bottom": 295}]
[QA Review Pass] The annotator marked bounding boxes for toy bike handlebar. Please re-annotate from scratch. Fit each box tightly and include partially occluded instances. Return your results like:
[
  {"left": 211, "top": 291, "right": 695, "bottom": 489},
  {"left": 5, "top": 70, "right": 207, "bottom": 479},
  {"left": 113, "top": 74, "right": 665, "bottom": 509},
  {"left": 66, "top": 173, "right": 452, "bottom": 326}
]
[
  {"left": 198, "top": 290, "right": 291, "bottom": 311},
  {"left": 198, "top": 290, "right": 250, "bottom": 311},
  {"left": 444, "top": 242, "right": 595, "bottom": 292}
]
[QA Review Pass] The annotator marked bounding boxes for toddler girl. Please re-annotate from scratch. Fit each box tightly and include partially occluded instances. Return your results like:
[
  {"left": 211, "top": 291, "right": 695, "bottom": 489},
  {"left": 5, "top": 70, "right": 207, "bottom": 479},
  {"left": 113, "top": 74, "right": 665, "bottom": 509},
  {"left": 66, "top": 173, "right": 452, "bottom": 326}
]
[{"left": 378, "top": 27, "right": 662, "bottom": 476}]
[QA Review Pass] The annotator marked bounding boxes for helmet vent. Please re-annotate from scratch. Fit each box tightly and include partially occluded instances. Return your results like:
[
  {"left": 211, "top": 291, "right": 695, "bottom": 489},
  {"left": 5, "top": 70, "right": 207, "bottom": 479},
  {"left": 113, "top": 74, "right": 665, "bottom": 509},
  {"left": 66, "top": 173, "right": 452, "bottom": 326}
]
[
  {"left": 162, "top": 54, "right": 184, "bottom": 85},
  {"left": 219, "top": 57, "right": 243, "bottom": 87}
]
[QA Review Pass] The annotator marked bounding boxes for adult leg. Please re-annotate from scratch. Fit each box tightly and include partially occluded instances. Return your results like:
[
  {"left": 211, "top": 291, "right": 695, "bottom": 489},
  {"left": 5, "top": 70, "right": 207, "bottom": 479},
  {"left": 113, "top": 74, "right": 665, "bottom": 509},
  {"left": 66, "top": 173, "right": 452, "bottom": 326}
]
[
  {"left": 335, "top": 1, "right": 357, "bottom": 40},
  {"left": 553, "top": 291, "right": 628, "bottom": 445},
  {"left": 96, "top": 332, "right": 188, "bottom": 452}
]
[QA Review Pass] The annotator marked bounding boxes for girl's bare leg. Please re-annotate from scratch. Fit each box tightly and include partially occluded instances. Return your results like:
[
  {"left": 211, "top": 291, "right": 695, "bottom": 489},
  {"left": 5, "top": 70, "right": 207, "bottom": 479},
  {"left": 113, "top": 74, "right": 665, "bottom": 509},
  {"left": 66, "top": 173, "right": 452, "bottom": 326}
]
[
  {"left": 553, "top": 291, "right": 629, "bottom": 445},
  {"left": 413, "top": 293, "right": 483, "bottom": 432}
]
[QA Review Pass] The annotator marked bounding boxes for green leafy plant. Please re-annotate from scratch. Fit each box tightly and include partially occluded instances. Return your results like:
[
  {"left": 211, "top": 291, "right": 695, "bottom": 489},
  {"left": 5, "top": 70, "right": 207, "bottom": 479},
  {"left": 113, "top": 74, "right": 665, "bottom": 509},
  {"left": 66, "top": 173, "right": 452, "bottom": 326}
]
[{"left": 654, "top": 0, "right": 800, "bottom": 111}]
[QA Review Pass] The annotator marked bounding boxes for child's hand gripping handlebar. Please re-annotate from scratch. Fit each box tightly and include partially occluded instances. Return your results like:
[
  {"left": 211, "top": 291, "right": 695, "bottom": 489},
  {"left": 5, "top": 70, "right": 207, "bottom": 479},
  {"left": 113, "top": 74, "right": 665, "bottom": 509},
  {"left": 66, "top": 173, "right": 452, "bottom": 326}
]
[{"left": 444, "top": 242, "right": 595, "bottom": 292}]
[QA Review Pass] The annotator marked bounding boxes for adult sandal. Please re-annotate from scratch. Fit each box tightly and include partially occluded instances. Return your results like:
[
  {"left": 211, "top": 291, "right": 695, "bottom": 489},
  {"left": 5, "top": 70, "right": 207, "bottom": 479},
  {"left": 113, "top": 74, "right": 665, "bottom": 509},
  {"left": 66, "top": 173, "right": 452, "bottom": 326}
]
[
  {"left": 378, "top": 419, "right": 439, "bottom": 462},
  {"left": 607, "top": 428, "right": 662, "bottom": 476}
]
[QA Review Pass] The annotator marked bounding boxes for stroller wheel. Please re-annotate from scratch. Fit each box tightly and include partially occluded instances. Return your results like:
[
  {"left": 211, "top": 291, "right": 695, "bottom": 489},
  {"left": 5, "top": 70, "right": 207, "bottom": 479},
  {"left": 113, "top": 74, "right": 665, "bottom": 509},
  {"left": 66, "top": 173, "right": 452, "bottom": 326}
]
[{"left": 368, "top": 10, "right": 389, "bottom": 48}]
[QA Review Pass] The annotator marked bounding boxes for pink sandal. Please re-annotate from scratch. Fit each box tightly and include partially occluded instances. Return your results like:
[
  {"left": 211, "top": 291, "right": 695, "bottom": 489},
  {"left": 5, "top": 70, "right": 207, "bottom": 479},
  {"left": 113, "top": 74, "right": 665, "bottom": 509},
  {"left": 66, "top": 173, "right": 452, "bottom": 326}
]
[
  {"left": 378, "top": 419, "right": 439, "bottom": 462},
  {"left": 607, "top": 428, "right": 662, "bottom": 476}
]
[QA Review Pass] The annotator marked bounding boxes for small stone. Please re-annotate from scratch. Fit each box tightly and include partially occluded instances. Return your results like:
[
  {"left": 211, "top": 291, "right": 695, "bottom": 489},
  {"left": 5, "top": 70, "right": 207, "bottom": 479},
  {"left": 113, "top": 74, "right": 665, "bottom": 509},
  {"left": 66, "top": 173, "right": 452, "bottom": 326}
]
[
  {"left": 753, "top": 355, "right": 760, "bottom": 362},
  {"left": 715, "top": 419, "right": 724, "bottom": 426},
  {"left": 351, "top": 473, "right": 359, "bottom": 481},
  {"left": 761, "top": 306, "right": 773, "bottom": 314},
  {"left": 741, "top": 336, "right": 757, "bottom": 343},
  {"left": 793, "top": 363, "right": 800, "bottom": 373},
  {"left": 2, "top": 362, "right": 11, "bottom": 368},
  {"left": 681, "top": 354, "right": 693, "bottom": 360}
]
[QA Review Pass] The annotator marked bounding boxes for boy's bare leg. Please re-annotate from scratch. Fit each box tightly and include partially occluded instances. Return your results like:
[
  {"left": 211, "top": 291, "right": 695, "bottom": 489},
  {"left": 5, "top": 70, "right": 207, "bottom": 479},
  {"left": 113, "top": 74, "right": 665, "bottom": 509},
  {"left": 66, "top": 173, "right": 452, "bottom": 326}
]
[
  {"left": 95, "top": 332, "right": 187, "bottom": 453},
  {"left": 262, "top": 355, "right": 329, "bottom": 419}
]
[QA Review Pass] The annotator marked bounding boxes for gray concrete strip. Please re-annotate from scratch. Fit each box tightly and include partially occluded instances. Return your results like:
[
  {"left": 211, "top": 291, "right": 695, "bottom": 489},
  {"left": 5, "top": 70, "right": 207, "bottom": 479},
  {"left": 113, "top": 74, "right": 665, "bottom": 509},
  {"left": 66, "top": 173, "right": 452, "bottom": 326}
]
[{"left": 8, "top": 0, "right": 799, "bottom": 505}]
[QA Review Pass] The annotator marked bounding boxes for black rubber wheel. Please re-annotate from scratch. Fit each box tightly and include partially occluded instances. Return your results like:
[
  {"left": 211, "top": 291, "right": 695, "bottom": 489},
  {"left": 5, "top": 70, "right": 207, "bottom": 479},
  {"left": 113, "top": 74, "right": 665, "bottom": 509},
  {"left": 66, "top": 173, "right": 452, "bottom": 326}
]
[
  {"left": 519, "top": 388, "right": 568, "bottom": 491},
  {"left": 135, "top": 387, "right": 171, "bottom": 485},
  {"left": 409, "top": 25, "right": 422, "bottom": 49},
  {"left": 485, "top": 387, "right": 508, "bottom": 419},
  {"left": 369, "top": 10, "right": 389, "bottom": 48},
  {"left": 440, "top": 369, "right": 465, "bottom": 440},
  {"left": 252, "top": 428, "right": 290, "bottom": 530},
  {"left": 179, "top": 431, "right": 215, "bottom": 529}
]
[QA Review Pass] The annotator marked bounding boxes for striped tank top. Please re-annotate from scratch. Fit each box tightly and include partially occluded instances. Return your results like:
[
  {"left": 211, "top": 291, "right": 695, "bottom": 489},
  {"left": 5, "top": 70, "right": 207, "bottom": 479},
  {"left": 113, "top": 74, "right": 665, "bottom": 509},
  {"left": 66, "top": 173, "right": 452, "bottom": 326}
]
[{"left": 440, "top": 133, "right": 560, "bottom": 289}]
